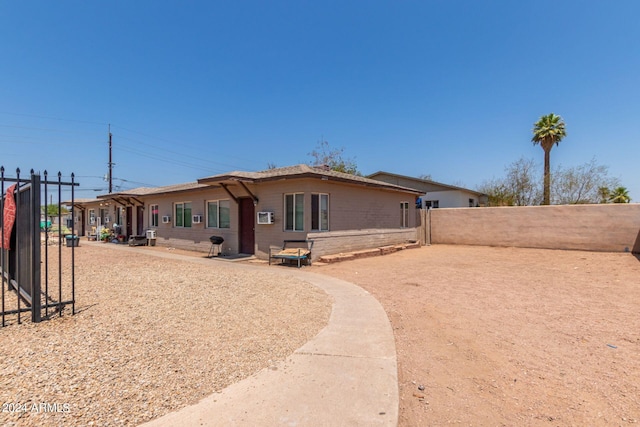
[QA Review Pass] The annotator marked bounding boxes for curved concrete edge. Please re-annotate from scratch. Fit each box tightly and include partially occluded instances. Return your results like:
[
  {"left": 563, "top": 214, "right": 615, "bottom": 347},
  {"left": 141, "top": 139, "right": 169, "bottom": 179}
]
[{"left": 140, "top": 268, "right": 399, "bottom": 427}]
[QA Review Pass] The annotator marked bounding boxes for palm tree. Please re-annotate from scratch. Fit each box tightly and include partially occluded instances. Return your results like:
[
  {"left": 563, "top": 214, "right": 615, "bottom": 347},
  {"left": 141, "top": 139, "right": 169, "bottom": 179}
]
[
  {"left": 609, "top": 186, "right": 631, "bottom": 203},
  {"left": 532, "top": 113, "right": 567, "bottom": 205}
]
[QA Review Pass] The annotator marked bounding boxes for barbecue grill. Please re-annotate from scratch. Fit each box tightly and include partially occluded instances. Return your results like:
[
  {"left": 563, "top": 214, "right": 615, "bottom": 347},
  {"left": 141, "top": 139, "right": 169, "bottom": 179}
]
[{"left": 208, "top": 236, "right": 224, "bottom": 257}]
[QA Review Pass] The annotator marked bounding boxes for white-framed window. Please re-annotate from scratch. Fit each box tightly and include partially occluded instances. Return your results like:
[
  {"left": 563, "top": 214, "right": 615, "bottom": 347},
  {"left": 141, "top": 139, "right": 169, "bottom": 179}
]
[
  {"left": 284, "top": 193, "right": 304, "bottom": 231},
  {"left": 206, "top": 199, "right": 230, "bottom": 228},
  {"left": 311, "top": 193, "right": 329, "bottom": 231},
  {"left": 425, "top": 200, "right": 439, "bottom": 209},
  {"left": 150, "top": 204, "right": 159, "bottom": 227},
  {"left": 175, "top": 202, "right": 192, "bottom": 228},
  {"left": 400, "top": 202, "right": 409, "bottom": 228},
  {"left": 89, "top": 209, "right": 96, "bottom": 225}
]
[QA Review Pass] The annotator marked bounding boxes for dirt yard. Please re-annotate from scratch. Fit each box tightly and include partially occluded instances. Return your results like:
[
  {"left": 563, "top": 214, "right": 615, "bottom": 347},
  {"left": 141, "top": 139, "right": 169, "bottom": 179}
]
[{"left": 317, "top": 245, "right": 640, "bottom": 426}]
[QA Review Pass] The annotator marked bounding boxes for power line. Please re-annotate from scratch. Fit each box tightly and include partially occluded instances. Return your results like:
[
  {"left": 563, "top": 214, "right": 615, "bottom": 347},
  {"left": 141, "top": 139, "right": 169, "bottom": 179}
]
[
  {"left": 113, "top": 133, "right": 246, "bottom": 171},
  {"left": 0, "top": 123, "right": 100, "bottom": 135},
  {"left": 0, "top": 112, "right": 260, "bottom": 182},
  {"left": 0, "top": 111, "right": 107, "bottom": 126},
  {"left": 117, "top": 145, "right": 223, "bottom": 174}
]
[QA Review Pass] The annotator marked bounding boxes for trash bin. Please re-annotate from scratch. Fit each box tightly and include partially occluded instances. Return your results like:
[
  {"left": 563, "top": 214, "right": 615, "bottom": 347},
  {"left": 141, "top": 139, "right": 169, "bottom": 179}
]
[
  {"left": 65, "top": 235, "right": 79, "bottom": 247},
  {"left": 146, "top": 229, "right": 157, "bottom": 246}
]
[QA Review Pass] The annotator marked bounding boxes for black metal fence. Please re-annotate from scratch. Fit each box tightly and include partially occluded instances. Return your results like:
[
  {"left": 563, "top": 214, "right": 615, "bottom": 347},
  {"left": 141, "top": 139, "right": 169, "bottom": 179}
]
[{"left": 1, "top": 167, "right": 78, "bottom": 327}]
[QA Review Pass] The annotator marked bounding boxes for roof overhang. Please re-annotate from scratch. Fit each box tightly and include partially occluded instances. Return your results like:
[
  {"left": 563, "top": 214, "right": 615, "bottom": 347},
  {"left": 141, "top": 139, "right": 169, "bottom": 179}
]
[
  {"left": 199, "top": 172, "right": 422, "bottom": 195},
  {"left": 97, "top": 194, "right": 145, "bottom": 206}
]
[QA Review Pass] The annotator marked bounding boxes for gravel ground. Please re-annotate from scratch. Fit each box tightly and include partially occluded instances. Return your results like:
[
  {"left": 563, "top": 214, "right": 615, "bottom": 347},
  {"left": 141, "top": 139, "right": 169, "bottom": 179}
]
[{"left": 0, "top": 241, "right": 331, "bottom": 426}]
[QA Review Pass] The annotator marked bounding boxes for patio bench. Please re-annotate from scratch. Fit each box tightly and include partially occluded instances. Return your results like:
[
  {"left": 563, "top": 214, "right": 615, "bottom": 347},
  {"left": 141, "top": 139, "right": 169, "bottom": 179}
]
[{"left": 269, "top": 240, "right": 313, "bottom": 268}]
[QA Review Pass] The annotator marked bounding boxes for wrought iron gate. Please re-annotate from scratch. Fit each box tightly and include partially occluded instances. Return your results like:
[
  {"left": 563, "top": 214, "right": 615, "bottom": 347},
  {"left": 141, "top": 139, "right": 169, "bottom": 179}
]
[{"left": 1, "top": 167, "right": 78, "bottom": 326}]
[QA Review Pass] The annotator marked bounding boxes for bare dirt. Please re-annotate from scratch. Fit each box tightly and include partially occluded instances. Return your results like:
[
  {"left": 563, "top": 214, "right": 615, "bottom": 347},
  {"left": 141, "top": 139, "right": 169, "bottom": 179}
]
[{"left": 316, "top": 245, "right": 640, "bottom": 426}]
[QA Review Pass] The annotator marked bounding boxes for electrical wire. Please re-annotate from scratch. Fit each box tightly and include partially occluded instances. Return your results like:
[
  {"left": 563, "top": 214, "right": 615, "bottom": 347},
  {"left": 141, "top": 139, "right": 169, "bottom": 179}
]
[{"left": 0, "top": 111, "right": 261, "bottom": 183}]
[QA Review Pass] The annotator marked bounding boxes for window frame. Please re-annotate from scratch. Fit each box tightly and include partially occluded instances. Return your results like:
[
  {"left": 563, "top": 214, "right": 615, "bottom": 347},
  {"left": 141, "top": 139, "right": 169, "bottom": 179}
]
[
  {"left": 400, "top": 201, "right": 409, "bottom": 228},
  {"left": 174, "top": 202, "right": 192, "bottom": 228},
  {"left": 311, "top": 193, "right": 329, "bottom": 231},
  {"left": 284, "top": 193, "right": 304, "bottom": 232},
  {"left": 206, "top": 199, "right": 231, "bottom": 229},
  {"left": 150, "top": 204, "right": 159, "bottom": 227}
]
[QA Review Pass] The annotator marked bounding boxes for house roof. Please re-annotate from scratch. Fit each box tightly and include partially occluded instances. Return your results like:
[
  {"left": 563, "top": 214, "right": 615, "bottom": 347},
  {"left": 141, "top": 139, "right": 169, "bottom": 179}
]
[
  {"left": 61, "top": 198, "right": 97, "bottom": 207},
  {"left": 198, "top": 164, "right": 422, "bottom": 194},
  {"left": 367, "top": 171, "right": 487, "bottom": 197},
  {"left": 96, "top": 182, "right": 208, "bottom": 199},
  {"left": 69, "top": 166, "right": 423, "bottom": 207}
]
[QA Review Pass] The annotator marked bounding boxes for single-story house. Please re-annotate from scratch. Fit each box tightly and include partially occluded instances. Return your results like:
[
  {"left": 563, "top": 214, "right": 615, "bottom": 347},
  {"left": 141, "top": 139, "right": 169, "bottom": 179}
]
[
  {"left": 367, "top": 171, "right": 488, "bottom": 208},
  {"left": 70, "top": 164, "right": 423, "bottom": 261}
]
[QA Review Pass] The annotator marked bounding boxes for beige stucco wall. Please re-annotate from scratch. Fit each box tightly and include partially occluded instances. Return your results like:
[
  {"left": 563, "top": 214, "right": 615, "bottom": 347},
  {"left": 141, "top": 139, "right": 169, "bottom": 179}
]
[
  {"left": 139, "top": 178, "right": 418, "bottom": 259},
  {"left": 430, "top": 204, "right": 640, "bottom": 253},
  {"left": 145, "top": 187, "right": 240, "bottom": 254},
  {"left": 252, "top": 178, "right": 418, "bottom": 260}
]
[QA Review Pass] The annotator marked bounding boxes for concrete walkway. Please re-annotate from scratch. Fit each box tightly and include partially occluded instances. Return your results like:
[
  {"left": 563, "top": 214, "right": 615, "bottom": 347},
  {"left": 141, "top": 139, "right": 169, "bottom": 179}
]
[{"left": 92, "top": 244, "right": 399, "bottom": 426}]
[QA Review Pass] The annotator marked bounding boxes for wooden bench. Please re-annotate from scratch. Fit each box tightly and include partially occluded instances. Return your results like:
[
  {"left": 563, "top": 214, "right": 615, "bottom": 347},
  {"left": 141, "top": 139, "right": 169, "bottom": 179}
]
[{"left": 269, "top": 240, "right": 313, "bottom": 268}]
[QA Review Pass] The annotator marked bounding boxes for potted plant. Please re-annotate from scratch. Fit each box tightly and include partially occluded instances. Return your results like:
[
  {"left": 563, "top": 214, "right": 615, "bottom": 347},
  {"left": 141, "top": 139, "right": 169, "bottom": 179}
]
[{"left": 100, "top": 228, "right": 112, "bottom": 242}]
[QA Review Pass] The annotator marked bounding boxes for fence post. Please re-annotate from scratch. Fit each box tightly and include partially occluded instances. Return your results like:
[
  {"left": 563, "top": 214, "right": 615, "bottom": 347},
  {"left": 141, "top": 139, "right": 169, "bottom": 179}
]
[{"left": 30, "top": 171, "right": 41, "bottom": 323}]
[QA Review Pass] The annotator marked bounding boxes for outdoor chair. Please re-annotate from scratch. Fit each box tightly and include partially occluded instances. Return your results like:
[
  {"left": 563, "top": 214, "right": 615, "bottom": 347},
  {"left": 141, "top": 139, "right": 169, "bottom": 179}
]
[{"left": 269, "top": 240, "right": 313, "bottom": 268}]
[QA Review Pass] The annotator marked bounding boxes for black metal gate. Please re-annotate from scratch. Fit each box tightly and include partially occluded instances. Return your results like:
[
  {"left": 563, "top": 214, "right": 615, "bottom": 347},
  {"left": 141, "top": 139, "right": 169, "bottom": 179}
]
[{"left": 1, "top": 167, "right": 78, "bottom": 326}]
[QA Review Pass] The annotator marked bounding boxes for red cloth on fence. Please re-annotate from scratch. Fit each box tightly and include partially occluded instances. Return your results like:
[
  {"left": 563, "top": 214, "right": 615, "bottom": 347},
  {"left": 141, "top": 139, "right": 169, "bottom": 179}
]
[{"left": 2, "top": 184, "right": 17, "bottom": 249}]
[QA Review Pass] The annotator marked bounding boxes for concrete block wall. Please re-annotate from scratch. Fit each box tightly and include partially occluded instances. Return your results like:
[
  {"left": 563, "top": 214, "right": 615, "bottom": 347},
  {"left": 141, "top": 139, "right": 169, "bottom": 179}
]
[
  {"left": 307, "top": 228, "right": 419, "bottom": 260},
  {"left": 430, "top": 204, "right": 640, "bottom": 253}
]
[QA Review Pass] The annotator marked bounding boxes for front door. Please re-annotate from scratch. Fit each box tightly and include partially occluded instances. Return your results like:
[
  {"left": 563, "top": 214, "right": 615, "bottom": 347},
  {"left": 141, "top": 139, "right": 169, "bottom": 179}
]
[
  {"left": 137, "top": 206, "right": 144, "bottom": 235},
  {"left": 238, "top": 198, "right": 255, "bottom": 254},
  {"left": 126, "top": 206, "right": 133, "bottom": 237}
]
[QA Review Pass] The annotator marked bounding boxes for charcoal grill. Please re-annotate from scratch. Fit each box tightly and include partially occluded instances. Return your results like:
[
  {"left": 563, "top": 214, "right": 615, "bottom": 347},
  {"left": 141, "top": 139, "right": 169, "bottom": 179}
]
[{"left": 208, "top": 236, "right": 224, "bottom": 257}]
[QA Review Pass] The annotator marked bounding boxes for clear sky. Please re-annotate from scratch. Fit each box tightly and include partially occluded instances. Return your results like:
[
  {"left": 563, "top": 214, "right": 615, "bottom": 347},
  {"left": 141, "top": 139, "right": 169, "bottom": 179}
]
[{"left": 1, "top": 1, "right": 638, "bottom": 202}]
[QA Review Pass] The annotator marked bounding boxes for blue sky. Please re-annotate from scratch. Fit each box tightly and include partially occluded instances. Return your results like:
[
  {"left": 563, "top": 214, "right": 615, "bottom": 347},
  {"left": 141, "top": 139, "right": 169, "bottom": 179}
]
[{"left": 1, "top": 1, "right": 639, "bottom": 201}]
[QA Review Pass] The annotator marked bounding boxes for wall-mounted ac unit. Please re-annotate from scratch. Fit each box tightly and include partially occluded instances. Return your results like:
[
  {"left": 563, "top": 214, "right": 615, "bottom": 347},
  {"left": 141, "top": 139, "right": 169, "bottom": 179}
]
[
  {"left": 192, "top": 215, "right": 202, "bottom": 224},
  {"left": 162, "top": 215, "right": 171, "bottom": 223},
  {"left": 257, "top": 211, "right": 274, "bottom": 224}
]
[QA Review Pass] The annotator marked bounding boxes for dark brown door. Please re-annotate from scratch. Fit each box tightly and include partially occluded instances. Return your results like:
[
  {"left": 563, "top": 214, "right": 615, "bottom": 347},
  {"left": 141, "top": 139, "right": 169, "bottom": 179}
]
[
  {"left": 126, "top": 206, "right": 133, "bottom": 237},
  {"left": 137, "top": 206, "right": 144, "bottom": 235},
  {"left": 239, "top": 198, "right": 255, "bottom": 254}
]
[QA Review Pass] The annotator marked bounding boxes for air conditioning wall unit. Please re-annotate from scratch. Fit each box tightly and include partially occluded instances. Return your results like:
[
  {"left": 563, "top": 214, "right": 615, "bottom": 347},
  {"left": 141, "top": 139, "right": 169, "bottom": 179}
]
[
  {"left": 257, "top": 211, "right": 274, "bottom": 225},
  {"left": 162, "top": 215, "right": 171, "bottom": 224},
  {"left": 192, "top": 215, "right": 202, "bottom": 224}
]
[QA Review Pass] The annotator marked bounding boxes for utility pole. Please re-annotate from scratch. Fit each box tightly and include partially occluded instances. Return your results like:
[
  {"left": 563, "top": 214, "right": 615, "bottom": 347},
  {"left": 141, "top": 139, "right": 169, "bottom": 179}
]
[{"left": 108, "top": 124, "right": 113, "bottom": 193}]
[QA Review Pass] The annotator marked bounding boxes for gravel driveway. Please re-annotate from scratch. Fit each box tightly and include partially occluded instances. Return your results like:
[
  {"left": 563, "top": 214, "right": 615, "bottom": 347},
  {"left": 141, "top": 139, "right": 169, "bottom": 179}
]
[{"left": 0, "top": 242, "right": 331, "bottom": 427}]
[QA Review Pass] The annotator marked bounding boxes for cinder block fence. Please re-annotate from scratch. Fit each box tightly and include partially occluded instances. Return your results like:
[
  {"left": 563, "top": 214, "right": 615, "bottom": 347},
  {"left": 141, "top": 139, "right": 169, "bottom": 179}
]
[{"left": 426, "top": 204, "right": 640, "bottom": 253}]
